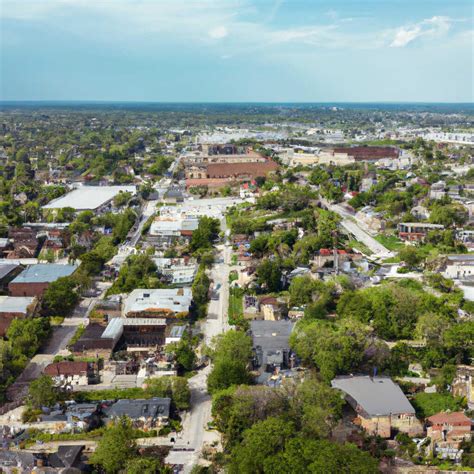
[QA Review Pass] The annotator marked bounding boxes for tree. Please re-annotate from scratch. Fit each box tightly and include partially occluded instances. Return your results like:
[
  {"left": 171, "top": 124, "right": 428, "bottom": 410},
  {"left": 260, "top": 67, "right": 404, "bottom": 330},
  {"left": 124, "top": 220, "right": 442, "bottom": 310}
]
[
  {"left": 207, "top": 358, "right": 252, "bottom": 394},
  {"left": 167, "top": 338, "right": 196, "bottom": 372},
  {"left": 190, "top": 216, "right": 220, "bottom": 252},
  {"left": 255, "top": 259, "right": 282, "bottom": 292},
  {"left": 263, "top": 438, "right": 379, "bottom": 474},
  {"left": 90, "top": 417, "right": 137, "bottom": 474},
  {"left": 42, "top": 276, "right": 79, "bottom": 316},
  {"left": 229, "top": 417, "right": 295, "bottom": 474},
  {"left": 7, "top": 317, "right": 50, "bottom": 358},
  {"left": 126, "top": 457, "right": 169, "bottom": 474},
  {"left": 398, "top": 246, "right": 422, "bottom": 269},
  {"left": 28, "top": 375, "right": 58, "bottom": 409},
  {"left": 191, "top": 265, "right": 210, "bottom": 318}
]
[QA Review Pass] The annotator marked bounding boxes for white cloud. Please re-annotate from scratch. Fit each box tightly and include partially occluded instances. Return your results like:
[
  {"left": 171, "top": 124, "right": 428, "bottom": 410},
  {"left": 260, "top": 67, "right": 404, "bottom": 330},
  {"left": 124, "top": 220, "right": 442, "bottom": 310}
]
[
  {"left": 390, "top": 16, "right": 452, "bottom": 47},
  {"left": 209, "top": 26, "right": 228, "bottom": 39}
]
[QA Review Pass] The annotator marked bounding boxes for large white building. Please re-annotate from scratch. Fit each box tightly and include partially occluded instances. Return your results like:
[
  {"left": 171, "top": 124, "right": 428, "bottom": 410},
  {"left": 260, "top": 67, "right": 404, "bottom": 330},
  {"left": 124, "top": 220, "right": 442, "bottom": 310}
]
[{"left": 43, "top": 185, "right": 136, "bottom": 212}]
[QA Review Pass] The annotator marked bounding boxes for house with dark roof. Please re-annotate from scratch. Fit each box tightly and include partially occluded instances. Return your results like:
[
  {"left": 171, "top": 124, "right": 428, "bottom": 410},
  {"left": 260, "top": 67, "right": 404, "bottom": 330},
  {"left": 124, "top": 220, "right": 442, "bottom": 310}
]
[
  {"left": 250, "top": 320, "right": 297, "bottom": 384},
  {"left": 103, "top": 397, "right": 171, "bottom": 430},
  {"left": 44, "top": 360, "right": 96, "bottom": 386},
  {"left": 331, "top": 375, "right": 423, "bottom": 438}
]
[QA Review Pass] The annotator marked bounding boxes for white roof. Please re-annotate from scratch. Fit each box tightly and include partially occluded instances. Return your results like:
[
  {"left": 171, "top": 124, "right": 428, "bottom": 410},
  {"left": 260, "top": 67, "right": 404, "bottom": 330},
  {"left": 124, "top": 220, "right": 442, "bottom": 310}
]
[
  {"left": 43, "top": 186, "right": 136, "bottom": 211},
  {"left": 124, "top": 288, "right": 192, "bottom": 315}
]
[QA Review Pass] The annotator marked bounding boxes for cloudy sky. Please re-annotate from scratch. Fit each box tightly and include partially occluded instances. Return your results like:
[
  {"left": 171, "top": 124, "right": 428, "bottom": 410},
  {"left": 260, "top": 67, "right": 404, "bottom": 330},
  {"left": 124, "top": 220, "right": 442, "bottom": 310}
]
[{"left": 1, "top": 0, "right": 472, "bottom": 102}]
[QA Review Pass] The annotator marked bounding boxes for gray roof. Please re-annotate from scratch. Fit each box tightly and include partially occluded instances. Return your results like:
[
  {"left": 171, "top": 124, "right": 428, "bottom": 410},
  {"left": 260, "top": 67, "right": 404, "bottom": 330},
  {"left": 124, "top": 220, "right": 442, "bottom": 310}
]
[
  {"left": 331, "top": 376, "right": 415, "bottom": 416},
  {"left": 0, "top": 296, "right": 35, "bottom": 314},
  {"left": 0, "top": 264, "right": 19, "bottom": 280},
  {"left": 169, "top": 325, "right": 186, "bottom": 338},
  {"left": 250, "top": 320, "right": 295, "bottom": 352},
  {"left": 11, "top": 264, "right": 77, "bottom": 284},
  {"left": 103, "top": 397, "right": 171, "bottom": 420}
]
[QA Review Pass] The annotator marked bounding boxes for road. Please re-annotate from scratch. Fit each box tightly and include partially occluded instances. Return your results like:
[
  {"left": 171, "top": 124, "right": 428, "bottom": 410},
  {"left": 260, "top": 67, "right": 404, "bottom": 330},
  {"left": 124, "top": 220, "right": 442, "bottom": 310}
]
[
  {"left": 321, "top": 198, "right": 394, "bottom": 260},
  {"left": 166, "top": 240, "right": 232, "bottom": 472}
]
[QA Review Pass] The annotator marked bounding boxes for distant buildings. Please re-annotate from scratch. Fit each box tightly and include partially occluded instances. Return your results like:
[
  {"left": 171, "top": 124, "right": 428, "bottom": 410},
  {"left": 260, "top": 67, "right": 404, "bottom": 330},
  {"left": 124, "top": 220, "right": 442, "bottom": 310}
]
[
  {"left": 0, "top": 295, "right": 38, "bottom": 336},
  {"left": 331, "top": 375, "right": 423, "bottom": 438}
]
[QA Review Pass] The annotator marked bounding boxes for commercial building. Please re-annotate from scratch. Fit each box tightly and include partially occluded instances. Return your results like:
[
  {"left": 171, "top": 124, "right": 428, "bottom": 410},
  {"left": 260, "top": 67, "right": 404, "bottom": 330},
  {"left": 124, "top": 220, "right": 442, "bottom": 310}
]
[
  {"left": 123, "top": 288, "right": 193, "bottom": 319},
  {"left": 8, "top": 263, "right": 77, "bottom": 297},
  {"left": 42, "top": 185, "right": 136, "bottom": 212},
  {"left": 331, "top": 375, "right": 423, "bottom": 438}
]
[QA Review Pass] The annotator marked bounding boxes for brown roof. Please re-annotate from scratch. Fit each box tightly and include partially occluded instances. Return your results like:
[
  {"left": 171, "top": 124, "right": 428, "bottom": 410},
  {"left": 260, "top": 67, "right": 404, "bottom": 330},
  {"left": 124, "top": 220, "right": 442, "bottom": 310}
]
[
  {"left": 206, "top": 160, "right": 278, "bottom": 179},
  {"left": 333, "top": 146, "right": 399, "bottom": 160},
  {"left": 44, "top": 361, "right": 89, "bottom": 377},
  {"left": 427, "top": 412, "right": 471, "bottom": 426}
]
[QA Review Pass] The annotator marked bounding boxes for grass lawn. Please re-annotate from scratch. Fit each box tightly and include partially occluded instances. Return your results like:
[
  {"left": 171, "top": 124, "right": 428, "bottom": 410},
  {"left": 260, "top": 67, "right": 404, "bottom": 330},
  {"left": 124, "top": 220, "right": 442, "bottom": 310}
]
[
  {"left": 228, "top": 287, "right": 244, "bottom": 324},
  {"left": 348, "top": 239, "right": 373, "bottom": 256},
  {"left": 374, "top": 234, "right": 405, "bottom": 251}
]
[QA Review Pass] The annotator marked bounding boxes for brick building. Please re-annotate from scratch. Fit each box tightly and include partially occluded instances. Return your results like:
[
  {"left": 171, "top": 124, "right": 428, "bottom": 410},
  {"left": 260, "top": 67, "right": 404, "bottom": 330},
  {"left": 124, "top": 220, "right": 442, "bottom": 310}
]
[{"left": 9, "top": 263, "right": 77, "bottom": 297}]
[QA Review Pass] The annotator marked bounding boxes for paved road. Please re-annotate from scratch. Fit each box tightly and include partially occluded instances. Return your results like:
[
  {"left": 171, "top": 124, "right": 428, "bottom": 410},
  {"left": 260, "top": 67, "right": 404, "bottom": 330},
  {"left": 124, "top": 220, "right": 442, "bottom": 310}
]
[{"left": 166, "top": 241, "right": 232, "bottom": 472}]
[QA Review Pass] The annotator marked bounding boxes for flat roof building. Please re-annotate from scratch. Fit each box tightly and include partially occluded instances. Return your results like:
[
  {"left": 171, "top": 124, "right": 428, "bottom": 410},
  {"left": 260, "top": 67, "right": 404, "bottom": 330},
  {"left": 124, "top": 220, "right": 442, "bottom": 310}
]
[
  {"left": 123, "top": 288, "right": 192, "bottom": 318},
  {"left": 9, "top": 263, "right": 77, "bottom": 297},
  {"left": 43, "top": 185, "right": 136, "bottom": 212}
]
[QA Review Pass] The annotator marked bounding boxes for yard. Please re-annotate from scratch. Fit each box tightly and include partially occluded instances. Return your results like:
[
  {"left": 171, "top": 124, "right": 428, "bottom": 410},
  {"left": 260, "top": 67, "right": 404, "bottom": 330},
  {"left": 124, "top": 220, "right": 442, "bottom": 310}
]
[
  {"left": 374, "top": 234, "right": 405, "bottom": 251},
  {"left": 228, "top": 287, "right": 244, "bottom": 325}
]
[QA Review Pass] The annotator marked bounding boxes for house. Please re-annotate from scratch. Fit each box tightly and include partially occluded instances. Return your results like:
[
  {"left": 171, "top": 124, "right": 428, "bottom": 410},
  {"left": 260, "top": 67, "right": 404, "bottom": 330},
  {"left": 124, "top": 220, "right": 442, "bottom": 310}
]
[
  {"left": 7, "top": 227, "right": 39, "bottom": 258},
  {"left": 442, "top": 254, "right": 474, "bottom": 280},
  {"left": 331, "top": 375, "right": 423, "bottom": 438},
  {"left": 259, "top": 296, "right": 287, "bottom": 321},
  {"left": 153, "top": 257, "right": 198, "bottom": 286},
  {"left": 430, "top": 181, "right": 447, "bottom": 200},
  {"left": 398, "top": 222, "right": 444, "bottom": 242},
  {"left": 103, "top": 397, "right": 170, "bottom": 430},
  {"left": 0, "top": 450, "right": 36, "bottom": 472},
  {"left": 93, "top": 294, "right": 122, "bottom": 319},
  {"left": 40, "top": 403, "right": 101, "bottom": 433},
  {"left": 426, "top": 412, "right": 472, "bottom": 461},
  {"left": 452, "top": 365, "right": 474, "bottom": 409},
  {"left": 123, "top": 288, "right": 192, "bottom": 319},
  {"left": 250, "top": 320, "right": 297, "bottom": 384},
  {"left": 47, "top": 445, "right": 87, "bottom": 472},
  {"left": 411, "top": 205, "right": 430, "bottom": 220},
  {"left": 8, "top": 263, "right": 77, "bottom": 297},
  {"left": 0, "top": 295, "right": 38, "bottom": 336},
  {"left": 44, "top": 361, "right": 96, "bottom": 387}
]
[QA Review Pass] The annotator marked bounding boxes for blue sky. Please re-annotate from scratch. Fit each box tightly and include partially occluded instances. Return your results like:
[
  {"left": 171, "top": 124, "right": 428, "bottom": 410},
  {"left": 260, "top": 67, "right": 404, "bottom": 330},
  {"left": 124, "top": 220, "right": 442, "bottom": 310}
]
[{"left": 1, "top": 0, "right": 472, "bottom": 102}]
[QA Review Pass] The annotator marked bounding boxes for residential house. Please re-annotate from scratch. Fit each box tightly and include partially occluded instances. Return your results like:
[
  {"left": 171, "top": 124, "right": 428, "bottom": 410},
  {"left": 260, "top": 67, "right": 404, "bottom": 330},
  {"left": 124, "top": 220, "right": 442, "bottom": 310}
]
[
  {"left": 103, "top": 397, "right": 170, "bottom": 430},
  {"left": 44, "top": 361, "right": 96, "bottom": 387},
  {"left": 442, "top": 254, "right": 474, "bottom": 280},
  {"left": 452, "top": 365, "right": 474, "bottom": 409},
  {"left": 398, "top": 222, "right": 444, "bottom": 242},
  {"left": 331, "top": 376, "right": 423, "bottom": 438},
  {"left": 250, "top": 320, "right": 297, "bottom": 384},
  {"left": 430, "top": 181, "right": 447, "bottom": 200},
  {"left": 426, "top": 412, "right": 472, "bottom": 461}
]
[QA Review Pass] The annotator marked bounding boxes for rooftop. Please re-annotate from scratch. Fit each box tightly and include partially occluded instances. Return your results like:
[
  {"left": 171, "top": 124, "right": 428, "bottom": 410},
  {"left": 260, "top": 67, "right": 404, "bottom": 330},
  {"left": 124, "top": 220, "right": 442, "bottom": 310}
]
[
  {"left": 331, "top": 375, "right": 416, "bottom": 417},
  {"left": 0, "top": 295, "right": 35, "bottom": 314},
  {"left": 10, "top": 263, "right": 77, "bottom": 284},
  {"left": 124, "top": 288, "right": 192, "bottom": 316},
  {"left": 0, "top": 263, "right": 19, "bottom": 280},
  {"left": 43, "top": 185, "right": 136, "bottom": 211},
  {"left": 103, "top": 397, "right": 171, "bottom": 420},
  {"left": 427, "top": 411, "right": 472, "bottom": 426}
]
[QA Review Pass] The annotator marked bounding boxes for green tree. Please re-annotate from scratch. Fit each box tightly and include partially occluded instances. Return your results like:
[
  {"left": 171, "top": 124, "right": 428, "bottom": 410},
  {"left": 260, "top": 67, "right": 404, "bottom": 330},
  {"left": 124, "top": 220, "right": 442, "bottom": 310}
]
[
  {"left": 126, "top": 457, "right": 170, "bottom": 474},
  {"left": 190, "top": 216, "right": 220, "bottom": 252},
  {"left": 90, "top": 417, "right": 137, "bottom": 474},
  {"left": 255, "top": 259, "right": 282, "bottom": 292},
  {"left": 398, "top": 246, "right": 422, "bottom": 269},
  {"left": 42, "top": 276, "right": 79, "bottom": 316},
  {"left": 28, "top": 375, "right": 59, "bottom": 409},
  {"left": 229, "top": 417, "right": 295, "bottom": 474}
]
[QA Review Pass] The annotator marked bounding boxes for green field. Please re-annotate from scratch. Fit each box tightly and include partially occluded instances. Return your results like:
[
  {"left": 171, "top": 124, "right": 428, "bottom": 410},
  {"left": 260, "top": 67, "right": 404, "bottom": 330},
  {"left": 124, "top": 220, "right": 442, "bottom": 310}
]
[
  {"left": 228, "top": 287, "right": 244, "bottom": 324},
  {"left": 374, "top": 234, "right": 405, "bottom": 251}
]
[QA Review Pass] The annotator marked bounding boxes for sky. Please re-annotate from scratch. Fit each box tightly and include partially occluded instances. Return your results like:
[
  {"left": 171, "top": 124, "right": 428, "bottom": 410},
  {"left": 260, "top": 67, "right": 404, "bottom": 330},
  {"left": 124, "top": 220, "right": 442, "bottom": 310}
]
[{"left": 0, "top": 0, "right": 473, "bottom": 102}]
